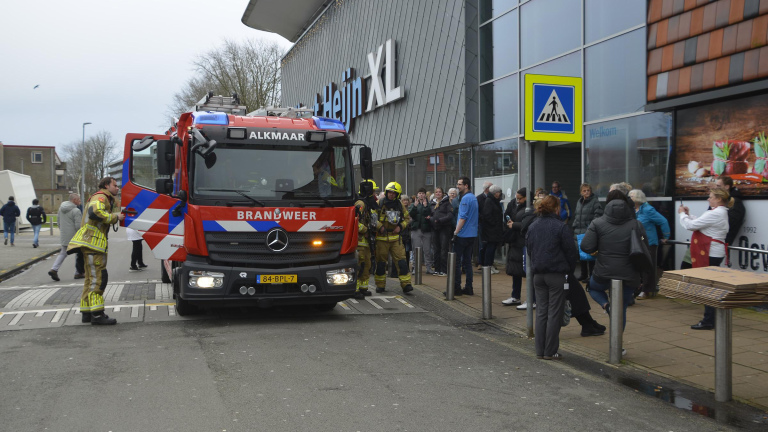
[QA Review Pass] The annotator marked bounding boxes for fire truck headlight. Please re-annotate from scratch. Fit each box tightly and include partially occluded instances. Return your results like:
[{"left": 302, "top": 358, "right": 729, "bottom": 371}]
[
  {"left": 189, "top": 271, "right": 225, "bottom": 288},
  {"left": 326, "top": 268, "right": 355, "bottom": 285}
]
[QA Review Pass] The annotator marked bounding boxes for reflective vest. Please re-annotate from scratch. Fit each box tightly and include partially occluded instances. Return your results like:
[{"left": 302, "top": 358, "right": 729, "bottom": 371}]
[{"left": 68, "top": 189, "right": 119, "bottom": 253}]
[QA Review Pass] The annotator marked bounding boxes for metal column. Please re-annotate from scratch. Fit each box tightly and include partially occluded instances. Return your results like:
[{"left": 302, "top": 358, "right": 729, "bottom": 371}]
[
  {"left": 715, "top": 308, "right": 733, "bottom": 402},
  {"left": 414, "top": 246, "right": 422, "bottom": 285},
  {"left": 445, "top": 252, "right": 456, "bottom": 300},
  {"left": 609, "top": 279, "right": 624, "bottom": 364},
  {"left": 482, "top": 266, "right": 492, "bottom": 319}
]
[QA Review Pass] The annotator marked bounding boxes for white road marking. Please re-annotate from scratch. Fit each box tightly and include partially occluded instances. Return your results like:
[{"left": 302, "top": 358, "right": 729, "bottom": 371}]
[
  {"left": 155, "top": 283, "right": 172, "bottom": 301},
  {"left": 365, "top": 298, "right": 384, "bottom": 310},
  {"left": 396, "top": 297, "right": 415, "bottom": 308},
  {"left": 5, "top": 288, "right": 59, "bottom": 309},
  {"left": 51, "top": 310, "right": 64, "bottom": 323},
  {"left": 8, "top": 313, "right": 24, "bottom": 325}
]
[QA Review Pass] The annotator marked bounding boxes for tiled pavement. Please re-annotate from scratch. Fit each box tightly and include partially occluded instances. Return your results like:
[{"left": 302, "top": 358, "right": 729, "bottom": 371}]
[{"left": 413, "top": 267, "right": 768, "bottom": 411}]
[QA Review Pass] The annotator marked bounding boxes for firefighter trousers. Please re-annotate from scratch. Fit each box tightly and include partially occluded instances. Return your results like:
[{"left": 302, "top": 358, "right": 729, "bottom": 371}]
[
  {"left": 374, "top": 238, "right": 411, "bottom": 289},
  {"left": 80, "top": 249, "right": 108, "bottom": 314},
  {"left": 357, "top": 245, "right": 371, "bottom": 293}
]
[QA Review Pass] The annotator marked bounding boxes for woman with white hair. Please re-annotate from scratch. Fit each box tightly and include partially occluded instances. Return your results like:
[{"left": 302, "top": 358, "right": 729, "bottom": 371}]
[
  {"left": 479, "top": 184, "right": 504, "bottom": 268},
  {"left": 448, "top": 187, "right": 459, "bottom": 227},
  {"left": 629, "top": 189, "right": 670, "bottom": 299}
]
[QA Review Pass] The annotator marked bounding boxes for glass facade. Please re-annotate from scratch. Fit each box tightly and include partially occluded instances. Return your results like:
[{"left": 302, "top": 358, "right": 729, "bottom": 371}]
[{"left": 366, "top": 0, "right": 662, "bottom": 222}]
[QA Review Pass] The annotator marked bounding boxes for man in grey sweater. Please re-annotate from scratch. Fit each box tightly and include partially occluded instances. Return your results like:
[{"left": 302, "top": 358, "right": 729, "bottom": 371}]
[{"left": 48, "top": 194, "right": 85, "bottom": 281}]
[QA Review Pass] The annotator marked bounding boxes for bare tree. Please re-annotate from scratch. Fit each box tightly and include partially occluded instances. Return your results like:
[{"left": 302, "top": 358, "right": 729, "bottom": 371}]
[
  {"left": 166, "top": 39, "right": 284, "bottom": 122},
  {"left": 62, "top": 130, "right": 121, "bottom": 195}
]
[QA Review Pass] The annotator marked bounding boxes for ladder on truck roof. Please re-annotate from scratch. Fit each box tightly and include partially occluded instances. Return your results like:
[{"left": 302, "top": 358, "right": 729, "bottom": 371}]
[
  {"left": 247, "top": 106, "right": 315, "bottom": 119},
  {"left": 194, "top": 92, "right": 248, "bottom": 115}
]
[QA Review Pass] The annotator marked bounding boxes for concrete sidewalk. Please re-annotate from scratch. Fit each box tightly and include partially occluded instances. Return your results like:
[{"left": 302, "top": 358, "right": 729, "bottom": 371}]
[
  {"left": 414, "top": 266, "right": 768, "bottom": 411},
  {"left": 0, "top": 227, "right": 61, "bottom": 282}
]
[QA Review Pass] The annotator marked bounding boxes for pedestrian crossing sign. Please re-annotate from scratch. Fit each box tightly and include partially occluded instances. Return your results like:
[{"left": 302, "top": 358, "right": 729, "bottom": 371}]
[{"left": 524, "top": 74, "right": 582, "bottom": 142}]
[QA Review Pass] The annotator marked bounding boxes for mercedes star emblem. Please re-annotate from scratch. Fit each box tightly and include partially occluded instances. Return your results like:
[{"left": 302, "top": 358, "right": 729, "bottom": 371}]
[{"left": 266, "top": 228, "right": 289, "bottom": 252}]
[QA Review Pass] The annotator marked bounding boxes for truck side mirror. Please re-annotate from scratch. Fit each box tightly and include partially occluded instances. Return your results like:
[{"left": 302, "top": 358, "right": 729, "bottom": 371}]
[
  {"left": 359, "top": 146, "right": 373, "bottom": 180},
  {"left": 156, "top": 178, "right": 174, "bottom": 195},
  {"left": 156, "top": 140, "right": 175, "bottom": 176}
]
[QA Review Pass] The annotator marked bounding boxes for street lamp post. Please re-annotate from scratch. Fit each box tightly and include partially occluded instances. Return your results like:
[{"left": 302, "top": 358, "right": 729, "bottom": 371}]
[{"left": 81, "top": 122, "right": 92, "bottom": 196}]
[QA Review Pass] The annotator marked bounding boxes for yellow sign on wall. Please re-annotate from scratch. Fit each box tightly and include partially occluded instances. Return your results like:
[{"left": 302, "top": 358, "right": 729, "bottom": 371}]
[{"left": 524, "top": 74, "right": 583, "bottom": 142}]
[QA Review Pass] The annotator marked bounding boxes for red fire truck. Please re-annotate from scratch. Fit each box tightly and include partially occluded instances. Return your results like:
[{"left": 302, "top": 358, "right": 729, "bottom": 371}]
[{"left": 120, "top": 94, "right": 372, "bottom": 315}]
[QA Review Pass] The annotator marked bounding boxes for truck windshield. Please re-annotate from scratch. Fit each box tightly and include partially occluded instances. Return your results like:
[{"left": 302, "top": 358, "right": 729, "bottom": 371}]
[{"left": 192, "top": 143, "right": 353, "bottom": 201}]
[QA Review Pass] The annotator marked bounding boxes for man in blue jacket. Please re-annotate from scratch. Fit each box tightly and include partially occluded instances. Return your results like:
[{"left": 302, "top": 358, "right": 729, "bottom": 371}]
[
  {"left": 450, "top": 177, "right": 479, "bottom": 296},
  {"left": 550, "top": 181, "right": 571, "bottom": 223},
  {"left": 0, "top": 196, "right": 21, "bottom": 246}
]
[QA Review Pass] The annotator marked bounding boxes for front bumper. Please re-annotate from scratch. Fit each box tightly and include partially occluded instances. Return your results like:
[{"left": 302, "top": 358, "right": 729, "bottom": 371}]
[{"left": 178, "top": 254, "right": 357, "bottom": 307}]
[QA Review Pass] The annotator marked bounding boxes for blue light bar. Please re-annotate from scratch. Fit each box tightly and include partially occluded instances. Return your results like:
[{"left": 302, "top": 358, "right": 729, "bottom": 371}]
[
  {"left": 312, "top": 116, "right": 346, "bottom": 131},
  {"left": 192, "top": 112, "right": 229, "bottom": 125}
]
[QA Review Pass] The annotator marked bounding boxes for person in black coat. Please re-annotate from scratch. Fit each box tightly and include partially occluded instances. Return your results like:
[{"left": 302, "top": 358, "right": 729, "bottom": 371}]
[
  {"left": 502, "top": 188, "right": 529, "bottom": 305},
  {"left": 525, "top": 195, "right": 578, "bottom": 360},
  {"left": 430, "top": 187, "right": 454, "bottom": 276},
  {"left": 581, "top": 189, "right": 644, "bottom": 335},
  {"left": 479, "top": 185, "right": 504, "bottom": 269}
]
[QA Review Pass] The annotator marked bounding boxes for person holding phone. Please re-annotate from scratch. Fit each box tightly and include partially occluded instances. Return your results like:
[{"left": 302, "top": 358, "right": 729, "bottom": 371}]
[
  {"left": 479, "top": 185, "right": 504, "bottom": 272},
  {"left": 502, "top": 188, "right": 531, "bottom": 305}
]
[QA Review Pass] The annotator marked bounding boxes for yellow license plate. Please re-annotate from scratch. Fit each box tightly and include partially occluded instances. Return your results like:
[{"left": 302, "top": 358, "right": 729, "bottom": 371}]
[{"left": 257, "top": 274, "right": 297, "bottom": 284}]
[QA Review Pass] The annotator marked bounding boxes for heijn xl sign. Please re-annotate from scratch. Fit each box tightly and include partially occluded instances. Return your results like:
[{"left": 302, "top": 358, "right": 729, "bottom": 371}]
[{"left": 311, "top": 39, "right": 404, "bottom": 132}]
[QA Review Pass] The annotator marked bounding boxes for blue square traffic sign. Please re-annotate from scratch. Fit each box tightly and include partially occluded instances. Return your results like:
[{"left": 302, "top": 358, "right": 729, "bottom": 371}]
[{"left": 532, "top": 84, "right": 575, "bottom": 134}]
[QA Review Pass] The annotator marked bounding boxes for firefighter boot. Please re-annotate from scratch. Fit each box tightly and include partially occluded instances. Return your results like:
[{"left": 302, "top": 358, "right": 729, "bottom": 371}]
[
  {"left": 91, "top": 312, "right": 117, "bottom": 325},
  {"left": 81, "top": 312, "right": 91, "bottom": 323},
  {"left": 402, "top": 284, "right": 414, "bottom": 294},
  {"left": 353, "top": 290, "right": 365, "bottom": 300}
]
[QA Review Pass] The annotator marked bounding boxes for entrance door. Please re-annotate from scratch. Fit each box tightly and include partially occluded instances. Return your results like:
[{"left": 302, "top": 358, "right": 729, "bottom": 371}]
[{"left": 544, "top": 142, "right": 581, "bottom": 212}]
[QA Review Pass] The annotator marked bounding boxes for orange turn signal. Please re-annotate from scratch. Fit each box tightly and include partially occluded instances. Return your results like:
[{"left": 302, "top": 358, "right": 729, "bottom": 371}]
[{"left": 312, "top": 240, "right": 323, "bottom": 246}]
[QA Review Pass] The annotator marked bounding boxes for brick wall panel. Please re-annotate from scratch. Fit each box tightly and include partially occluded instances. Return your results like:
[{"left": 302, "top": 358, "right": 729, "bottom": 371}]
[
  {"left": 649, "top": 48, "right": 664, "bottom": 74},
  {"left": 722, "top": 24, "right": 739, "bottom": 55},
  {"left": 691, "top": 6, "right": 705, "bottom": 35},
  {"left": 730, "top": 0, "right": 746, "bottom": 23},
  {"left": 658, "top": 19, "right": 670, "bottom": 46},
  {"left": 662, "top": 44, "right": 676, "bottom": 70},
  {"left": 715, "top": 56, "right": 732, "bottom": 85},
  {"left": 650, "top": 0, "right": 664, "bottom": 23},
  {"left": 691, "top": 63, "right": 705, "bottom": 91},
  {"left": 761, "top": 0, "right": 768, "bottom": 14},
  {"left": 679, "top": 10, "right": 693, "bottom": 39},
  {"left": 679, "top": 65, "right": 693, "bottom": 93},
  {"left": 759, "top": 46, "right": 768, "bottom": 77},
  {"left": 736, "top": 20, "right": 754, "bottom": 51},
  {"left": 709, "top": 28, "right": 725, "bottom": 58},
  {"left": 648, "top": 75, "right": 659, "bottom": 101},
  {"left": 703, "top": 59, "right": 718, "bottom": 88},
  {"left": 668, "top": 69, "right": 681, "bottom": 95},
  {"left": 743, "top": 48, "right": 761, "bottom": 79},
  {"left": 703, "top": 2, "right": 719, "bottom": 32},
  {"left": 697, "top": 32, "right": 711, "bottom": 61},
  {"left": 751, "top": 14, "right": 768, "bottom": 47}
]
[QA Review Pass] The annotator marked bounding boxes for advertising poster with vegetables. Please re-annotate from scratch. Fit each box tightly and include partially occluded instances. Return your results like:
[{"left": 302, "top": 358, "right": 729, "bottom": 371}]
[{"left": 676, "top": 94, "right": 768, "bottom": 197}]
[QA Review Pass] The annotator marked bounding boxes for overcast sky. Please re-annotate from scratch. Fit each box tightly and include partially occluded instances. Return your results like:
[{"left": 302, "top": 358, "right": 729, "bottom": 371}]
[{"left": 0, "top": 0, "right": 292, "bottom": 159}]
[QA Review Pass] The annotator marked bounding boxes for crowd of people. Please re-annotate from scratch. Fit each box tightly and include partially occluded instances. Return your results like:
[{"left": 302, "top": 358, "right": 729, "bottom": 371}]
[{"left": 360, "top": 174, "right": 745, "bottom": 360}]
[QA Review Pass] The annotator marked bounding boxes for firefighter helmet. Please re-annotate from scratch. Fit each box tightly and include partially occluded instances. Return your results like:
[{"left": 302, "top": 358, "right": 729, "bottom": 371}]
[{"left": 385, "top": 181, "right": 402, "bottom": 199}]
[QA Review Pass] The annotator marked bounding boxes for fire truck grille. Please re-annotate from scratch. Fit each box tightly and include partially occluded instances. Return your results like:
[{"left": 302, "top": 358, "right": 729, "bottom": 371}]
[{"left": 205, "top": 231, "right": 345, "bottom": 267}]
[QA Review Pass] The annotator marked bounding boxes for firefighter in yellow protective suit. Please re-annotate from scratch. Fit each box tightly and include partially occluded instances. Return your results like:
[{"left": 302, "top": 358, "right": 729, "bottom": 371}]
[
  {"left": 68, "top": 177, "right": 124, "bottom": 325},
  {"left": 353, "top": 180, "right": 378, "bottom": 299},
  {"left": 374, "top": 181, "right": 414, "bottom": 294}
]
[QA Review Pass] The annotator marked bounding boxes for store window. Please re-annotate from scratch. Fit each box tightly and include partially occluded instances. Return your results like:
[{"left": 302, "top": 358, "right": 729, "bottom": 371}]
[
  {"left": 520, "top": 0, "right": 580, "bottom": 68},
  {"left": 406, "top": 154, "right": 433, "bottom": 197},
  {"left": 479, "top": 0, "right": 517, "bottom": 23},
  {"left": 585, "top": 0, "right": 645, "bottom": 43},
  {"left": 474, "top": 139, "right": 519, "bottom": 210},
  {"left": 479, "top": 8, "right": 519, "bottom": 82},
  {"left": 585, "top": 112, "right": 673, "bottom": 198},
  {"left": 520, "top": 51, "right": 581, "bottom": 115},
  {"left": 481, "top": 73, "right": 519, "bottom": 142},
  {"left": 439, "top": 148, "right": 472, "bottom": 194},
  {"left": 585, "top": 29, "right": 645, "bottom": 122}
]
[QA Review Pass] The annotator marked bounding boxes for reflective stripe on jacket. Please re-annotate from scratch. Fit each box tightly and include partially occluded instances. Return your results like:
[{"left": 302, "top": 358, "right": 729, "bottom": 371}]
[{"left": 68, "top": 189, "right": 119, "bottom": 253}]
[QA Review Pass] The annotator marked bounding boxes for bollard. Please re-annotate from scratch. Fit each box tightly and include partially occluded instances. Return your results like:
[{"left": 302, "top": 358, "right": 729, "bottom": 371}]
[
  {"left": 49, "top": 215, "right": 54, "bottom": 236},
  {"left": 482, "top": 266, "right": 492, "bottom": 319},
  {"left": 714, "top": 308, "right": 733, "bottom": 402},
  {"left": 609, "top": 279, "right": 624, "bottom": 364},
  {"left": 445, "top": 252, "right": 456, "bottom": 300},
  {"left": 414, "top": 246, "right": 422, "bottom": 285}
]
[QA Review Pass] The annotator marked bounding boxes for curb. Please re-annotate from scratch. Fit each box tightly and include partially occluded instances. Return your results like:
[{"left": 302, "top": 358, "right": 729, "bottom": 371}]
[{"left": 0, "top": 249, "right": 59, "bottom": 283}]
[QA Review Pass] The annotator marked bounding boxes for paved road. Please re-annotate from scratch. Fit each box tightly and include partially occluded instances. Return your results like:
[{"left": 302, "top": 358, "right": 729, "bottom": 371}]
[{"left": 0, "top": 231, "right": 743, "bottom": 431}]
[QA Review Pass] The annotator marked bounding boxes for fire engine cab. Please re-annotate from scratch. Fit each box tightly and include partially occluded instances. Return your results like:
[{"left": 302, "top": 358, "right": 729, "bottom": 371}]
[{"left": 120, "top": 93, "right": 373, "bottom": 315}]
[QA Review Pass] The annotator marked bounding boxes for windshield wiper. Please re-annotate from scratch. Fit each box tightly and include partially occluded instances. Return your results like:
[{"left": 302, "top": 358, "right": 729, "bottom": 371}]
[{"left": 233, "top": 190, "right": 265, "bottom": 207}]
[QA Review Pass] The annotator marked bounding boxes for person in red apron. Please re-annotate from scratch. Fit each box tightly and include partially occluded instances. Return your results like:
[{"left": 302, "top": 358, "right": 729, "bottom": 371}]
[{"left": 678, "top": 188, "right": 733, "bottom": 330}]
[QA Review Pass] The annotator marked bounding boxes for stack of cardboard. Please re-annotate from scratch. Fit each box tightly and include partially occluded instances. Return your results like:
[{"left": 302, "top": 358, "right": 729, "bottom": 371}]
[{"left": 659, "top": 267, "right": 768, "bottom": 308}]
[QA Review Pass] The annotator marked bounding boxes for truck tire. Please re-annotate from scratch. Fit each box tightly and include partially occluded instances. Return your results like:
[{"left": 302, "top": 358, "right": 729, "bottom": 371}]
[
  {"left": 315, "top": 302, "right": 337, "bottom": 312},
  {"left": 175, "top": 295, "right": 199, "bottom": 316},
  {"left": 161, "top": 260, "right": 171, "bottom": 283}
]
